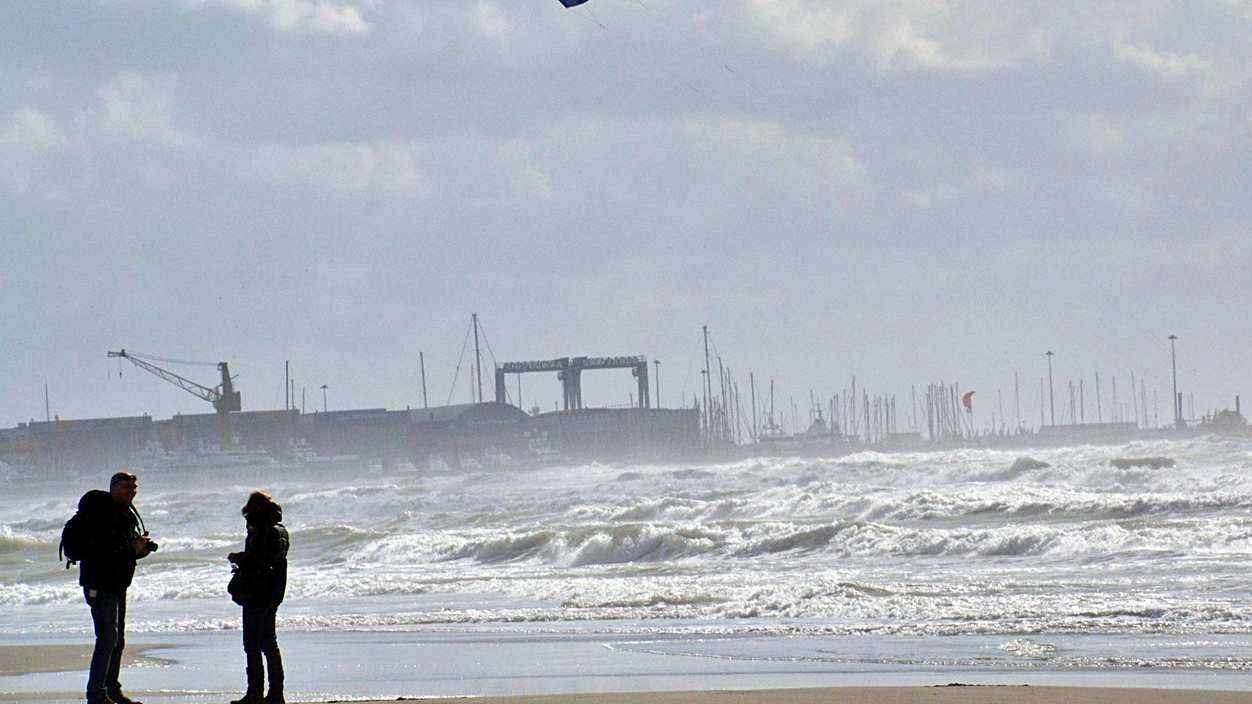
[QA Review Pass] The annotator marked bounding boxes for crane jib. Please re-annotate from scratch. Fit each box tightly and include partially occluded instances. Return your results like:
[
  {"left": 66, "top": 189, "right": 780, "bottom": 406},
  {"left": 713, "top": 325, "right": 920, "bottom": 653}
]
[{"left": 108, "top": 349, "right": 242, "bottom": 414}]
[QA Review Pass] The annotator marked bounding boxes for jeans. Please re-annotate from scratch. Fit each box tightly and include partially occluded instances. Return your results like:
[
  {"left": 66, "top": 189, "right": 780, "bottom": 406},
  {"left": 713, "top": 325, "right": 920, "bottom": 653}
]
[
  {"left": 242, "top": 604, "right": 279, "bottom": 655},
  {"left": 84, "top": 587, "right": 126, "bottom": 702}
]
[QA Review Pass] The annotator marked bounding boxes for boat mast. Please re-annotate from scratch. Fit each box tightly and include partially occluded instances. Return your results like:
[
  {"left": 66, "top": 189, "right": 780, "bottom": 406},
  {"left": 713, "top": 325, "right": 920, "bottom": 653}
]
[
  {"left": 702, "top": 325, "right": 711, "bottom": 441},
  {"left": 998, "top": 389, "right": 1005, "bottom": 433},
  {"left": 769, "top": 378, "right": 775, "bottom": 433},
  {"left": 750, "top": 372, "right": 757, "bottom": 442},
  {"left": 1014, "top": 372, "right": 1020, "bottom": 431},
  {"left": 1130, "top": 370, "right": 1139, "bottom": 427},
  {"left": 420, "top": 351, "right": 429, "bottom": 409},
  {"left": 911, "top": 385, "right": 918, "bottom": 433},
  {"left": 473, "top": 313, "right": 483, "bottom": 404},
  {"left": 1095, "top": 371, "right": 1101, "bottom": 423}
]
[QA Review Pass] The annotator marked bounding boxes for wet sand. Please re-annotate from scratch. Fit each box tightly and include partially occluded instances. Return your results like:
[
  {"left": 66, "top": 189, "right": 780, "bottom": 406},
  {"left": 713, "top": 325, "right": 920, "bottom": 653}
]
[
  {"left": 0, "top": 643, "right": 166, "bottom": 676},
  {"left": 4, "top": 643, "right": 1251, "bottom": 703},
  {"left": 339, "top": 687, "right": 1252, "bottom": 704}
]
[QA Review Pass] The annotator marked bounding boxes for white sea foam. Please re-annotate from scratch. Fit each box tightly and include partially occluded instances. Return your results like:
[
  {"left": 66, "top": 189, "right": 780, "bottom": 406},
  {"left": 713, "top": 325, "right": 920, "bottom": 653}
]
[{"left": 4, "top": 436, "right": 1252, "bottom": 662}]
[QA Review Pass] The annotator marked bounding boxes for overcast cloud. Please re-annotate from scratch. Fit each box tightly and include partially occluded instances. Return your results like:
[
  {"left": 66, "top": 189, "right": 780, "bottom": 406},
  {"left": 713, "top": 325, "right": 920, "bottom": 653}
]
[{"left": 2, "top": 1, "right": 1249, "bottom": 430}]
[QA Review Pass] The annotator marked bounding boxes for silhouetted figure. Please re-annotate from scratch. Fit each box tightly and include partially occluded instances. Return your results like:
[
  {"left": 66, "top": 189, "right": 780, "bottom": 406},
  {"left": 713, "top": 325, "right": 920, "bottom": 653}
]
[
  {"left": 79, "top": 471, "right": 156, "bottom": 704},
  {"left": 228, "top": 491, "right": 290, "bottom": 704}
]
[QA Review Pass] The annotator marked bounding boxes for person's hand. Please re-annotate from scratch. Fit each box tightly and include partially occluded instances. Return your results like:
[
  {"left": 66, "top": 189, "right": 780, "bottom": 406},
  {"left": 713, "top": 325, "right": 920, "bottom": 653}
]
[
  {"left": 132, "top": 537, "right": 152, "bottom": 558},
  {"left": 228, "top": 551, "right": 242, "bottom": 564}
]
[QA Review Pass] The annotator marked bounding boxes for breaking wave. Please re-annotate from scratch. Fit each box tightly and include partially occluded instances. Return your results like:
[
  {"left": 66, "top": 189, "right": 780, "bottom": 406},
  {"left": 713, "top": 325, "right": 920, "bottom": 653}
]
[{"left": 4, "top": 435, "right": 1252, "bottom": 644}]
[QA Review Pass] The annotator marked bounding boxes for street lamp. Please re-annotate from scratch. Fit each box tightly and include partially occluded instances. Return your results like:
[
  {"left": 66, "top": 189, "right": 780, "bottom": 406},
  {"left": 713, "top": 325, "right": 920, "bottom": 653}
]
[
  {"left": 653, "top": 360, "right": 661, "bottom": 409},
  {"left": 1168, "top": 334, "right": 1181, "bottom": 428},
  {"left": 1045, "top": 351, "right": 1055, "bottom": 426},
  {"left": 320, "top": 384, "right": 328, "bottom": 413}
]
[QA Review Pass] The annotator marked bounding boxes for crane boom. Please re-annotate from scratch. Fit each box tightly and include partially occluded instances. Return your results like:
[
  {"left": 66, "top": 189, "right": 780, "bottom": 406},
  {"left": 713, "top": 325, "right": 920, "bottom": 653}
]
[{"left": 108, "top": 349, "right": 242, "bottom": 414}]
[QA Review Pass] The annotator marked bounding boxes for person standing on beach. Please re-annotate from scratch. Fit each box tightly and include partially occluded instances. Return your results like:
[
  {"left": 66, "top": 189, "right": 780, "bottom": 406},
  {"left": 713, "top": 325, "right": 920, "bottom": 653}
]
[
  {"left": 78, "top": 471, "right": 156, "bottom": 704},
  {"left": 228, "top": 491, "right": 290, "bottom": 704}
]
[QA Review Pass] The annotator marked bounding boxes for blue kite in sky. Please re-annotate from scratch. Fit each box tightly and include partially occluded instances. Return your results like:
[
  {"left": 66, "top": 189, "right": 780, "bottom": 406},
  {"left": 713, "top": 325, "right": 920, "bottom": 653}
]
[{"left": 559, "top": 0, "right": 590, "bottom": 6}]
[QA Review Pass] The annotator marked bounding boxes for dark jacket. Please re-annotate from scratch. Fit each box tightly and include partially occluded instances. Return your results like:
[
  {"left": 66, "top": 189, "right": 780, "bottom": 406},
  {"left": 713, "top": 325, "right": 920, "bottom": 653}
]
[
  {"left": 77, "top": 490, "right": 143, "bottom": 592},
  {"left": 232, "top": 502, "right": 289, "bottom": 607}
]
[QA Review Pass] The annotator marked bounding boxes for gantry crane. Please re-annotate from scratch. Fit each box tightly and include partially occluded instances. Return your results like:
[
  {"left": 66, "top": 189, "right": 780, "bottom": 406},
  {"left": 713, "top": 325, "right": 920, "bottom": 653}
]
[{"left": 495, "top": 356, "right": 649, "bottom": 410}]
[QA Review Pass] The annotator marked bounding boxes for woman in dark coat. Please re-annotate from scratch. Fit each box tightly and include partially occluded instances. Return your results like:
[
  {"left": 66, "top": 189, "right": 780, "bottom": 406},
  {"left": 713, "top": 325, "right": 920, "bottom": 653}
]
[{"left": 228, "top": 491, "right": 290, "bottom": 704}]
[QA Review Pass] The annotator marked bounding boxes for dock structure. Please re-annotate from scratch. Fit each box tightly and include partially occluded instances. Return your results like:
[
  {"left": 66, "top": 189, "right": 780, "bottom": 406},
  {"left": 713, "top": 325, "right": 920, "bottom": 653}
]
[
  {"left": 0, "top": 399, "right": 702, "bottom": 475},
  {"left": 495, "top": 356, "right": 650, "bottom": 410},
  {"left": 0, "top": 345, "right": 707, "bottom": 475}
]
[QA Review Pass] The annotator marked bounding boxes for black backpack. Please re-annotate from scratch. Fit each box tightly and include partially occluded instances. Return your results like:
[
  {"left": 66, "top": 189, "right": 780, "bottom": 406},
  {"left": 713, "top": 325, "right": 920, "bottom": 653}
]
[
  {"left": 59, "top": 489, "right": 111, "bottom": 568},
  {"left": 59, "top": 510, "right": 91, "bottom": 568}
]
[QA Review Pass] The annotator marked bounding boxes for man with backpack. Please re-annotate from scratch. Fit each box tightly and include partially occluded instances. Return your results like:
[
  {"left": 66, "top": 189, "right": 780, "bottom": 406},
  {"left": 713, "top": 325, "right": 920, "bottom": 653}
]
[{"left": 69, "top": 471, "right": 157, "bottom": 704}]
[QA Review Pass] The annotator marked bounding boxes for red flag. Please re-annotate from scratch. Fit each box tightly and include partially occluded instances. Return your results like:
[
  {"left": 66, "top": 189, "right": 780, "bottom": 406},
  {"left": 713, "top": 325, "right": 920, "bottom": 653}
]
[{"left": 962, "top": 391, "right": 975, "bottom": 412}]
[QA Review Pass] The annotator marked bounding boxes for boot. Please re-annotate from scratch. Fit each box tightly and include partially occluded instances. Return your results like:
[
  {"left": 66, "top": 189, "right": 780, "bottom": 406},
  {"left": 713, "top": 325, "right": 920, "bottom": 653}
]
[
  {"left": 263, "top": 649, "right": 284, "bottom": 704},
  {"left": 230, "top": 654, "right": 264, "bottom": 704}
]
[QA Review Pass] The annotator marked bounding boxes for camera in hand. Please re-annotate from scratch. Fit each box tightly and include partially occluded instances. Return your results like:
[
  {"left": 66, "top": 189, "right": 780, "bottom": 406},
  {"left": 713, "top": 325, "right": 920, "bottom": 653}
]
[{"left": 146, "top": 538, "right": 159, "bottom": 552}]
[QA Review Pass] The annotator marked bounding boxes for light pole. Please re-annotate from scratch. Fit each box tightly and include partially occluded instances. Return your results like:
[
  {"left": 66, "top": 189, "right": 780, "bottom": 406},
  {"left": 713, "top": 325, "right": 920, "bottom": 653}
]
[
  {"left": 1045, "top": 351, "right": 1055, "bottom": 426},
  {"left": 653, "top": 360, "right": 661, "bottom": 408},
  {"left": 1168, "top": 334, "right": 1180, "bottom": 428},
  {"left": 320, "top": 384, "right": 328, "bottom": 413}
]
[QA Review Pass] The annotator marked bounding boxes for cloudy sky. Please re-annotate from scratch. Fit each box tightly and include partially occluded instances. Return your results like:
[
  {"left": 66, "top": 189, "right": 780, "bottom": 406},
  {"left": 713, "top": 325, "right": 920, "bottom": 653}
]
[{"left": 2, "top": 0, "right": 1249, "bottom": 432}]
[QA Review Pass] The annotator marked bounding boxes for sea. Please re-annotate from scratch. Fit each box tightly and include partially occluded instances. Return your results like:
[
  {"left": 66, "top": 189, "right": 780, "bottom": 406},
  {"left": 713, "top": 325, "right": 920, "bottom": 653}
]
[{"left": 4, "top": 436, "right": 1252, "bottom": 701}]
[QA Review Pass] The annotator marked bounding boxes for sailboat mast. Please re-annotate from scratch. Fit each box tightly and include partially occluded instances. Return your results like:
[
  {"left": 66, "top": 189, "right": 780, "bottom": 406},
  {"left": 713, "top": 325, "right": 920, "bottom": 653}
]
[
  {"left": 472, "top": 313, "right": 483, "bottom": 404},
  {"left": 420, "top": 351, "right": 429, "bottom": 409},
  {"left": 750, "top": 372, "right": 758, "bottom": 442},
  {"left": 769, "top": 378, "right": 775, "bottom": 432},
  {"left": 911, "top": 385, "right": 918, "bottom": 433},
  {"left": 1014, "top": 372, "right": 1020, "bottom": 431},
  {"left": 1095, "top": 372, "right": 1102, "bottom": 422},
  {"left": 702, "top": 325, "right": 712, "bottom": 441},
  {"left": 998, "top": 389, "right": 1005, "bottom": 433}
]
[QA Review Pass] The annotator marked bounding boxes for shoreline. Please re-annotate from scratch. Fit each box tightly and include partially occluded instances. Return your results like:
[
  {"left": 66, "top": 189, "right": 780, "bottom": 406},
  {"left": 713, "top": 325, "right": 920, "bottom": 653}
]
[
  {"left": 4, "top": 637, "right": 1252, "bottom": 704},
  {"left": 4, "top": 686, "right": 1252, "bottom": 704},
  {"left": 329, "top": 686, "right": 1252, "bottom": 704}
]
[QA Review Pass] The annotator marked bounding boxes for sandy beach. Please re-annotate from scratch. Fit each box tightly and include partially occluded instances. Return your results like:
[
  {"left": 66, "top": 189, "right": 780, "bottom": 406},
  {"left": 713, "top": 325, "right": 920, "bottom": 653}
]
[
  {"left": 5, "top": 642, "right": 1252, "bottom": 703},
  {"left": 341, "top": 687, "right": 1252, "bottom": 704},
  {"left": 6, "top": 687, "right": 1252, "bottom": 704}
]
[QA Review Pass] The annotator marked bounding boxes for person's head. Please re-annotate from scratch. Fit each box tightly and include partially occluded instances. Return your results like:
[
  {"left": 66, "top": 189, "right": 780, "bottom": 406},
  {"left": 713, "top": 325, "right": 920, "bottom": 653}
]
[
  {"left": 109, "top": 471, "right": 138, "bottom": 504},
  {"left": 242, "top": 490, "right": 279, "bottom": 522}
]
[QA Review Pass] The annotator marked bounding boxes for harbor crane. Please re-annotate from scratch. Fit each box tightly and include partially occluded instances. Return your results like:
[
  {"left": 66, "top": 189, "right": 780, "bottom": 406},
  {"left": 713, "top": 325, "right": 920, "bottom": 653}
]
[
  {"left": 107, "top": 349, "right": 242, "bottom": 414},
  {"left": 496, "top": 356, "right": 649, "bottom": 410}
]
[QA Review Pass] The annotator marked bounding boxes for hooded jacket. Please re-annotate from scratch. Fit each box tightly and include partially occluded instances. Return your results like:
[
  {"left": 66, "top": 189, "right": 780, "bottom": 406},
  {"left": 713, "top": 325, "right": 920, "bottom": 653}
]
[
  {"left": 77, "top": 489, "right": 143, "bottom": 592},
  {"left": 233, "top": 501, "right": 289, "bottom": 606}
]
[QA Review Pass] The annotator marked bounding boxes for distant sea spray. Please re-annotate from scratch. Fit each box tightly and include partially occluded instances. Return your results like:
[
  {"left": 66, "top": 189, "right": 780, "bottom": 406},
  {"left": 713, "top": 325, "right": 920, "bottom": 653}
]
[{"left": 3, "top": 436, "right": 1252, "bottom": 643}]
